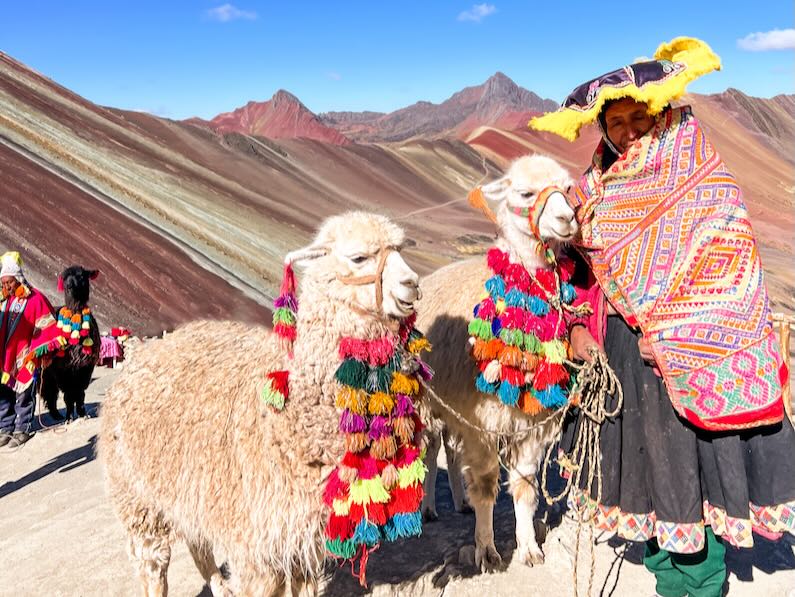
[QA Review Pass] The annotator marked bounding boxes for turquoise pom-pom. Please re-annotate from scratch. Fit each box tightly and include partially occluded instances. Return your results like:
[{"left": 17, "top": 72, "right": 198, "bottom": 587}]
[
  {"left": 504, "top": 288, "right": 526, "bottom": 308},
  {"left": 533, "top": 384, "right": 568, "bottom": 409},
  {"left": 352, "top": 519, "right": 381, "bottom": 547},
  {"left": 561, "top": 282, "right": 577, "bottom": 304},
  {"left": 383, "top": 511, "right": 423, "bottom": 542},
  {"left": 498, "top": 382, "right": 521, "bottom": 406},
  {"left": 484, "top": 276, "right": 506, "bottom": 299},
  {"left": 527, "top": 295, "right": 550, "bottom": 317},
  {"left": 476, "top": 374, "right": 498, "bottom": 394}
]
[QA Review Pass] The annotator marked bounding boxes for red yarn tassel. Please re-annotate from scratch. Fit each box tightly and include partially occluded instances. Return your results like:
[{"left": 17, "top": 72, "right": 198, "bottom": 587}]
[
  {"left": 265, "top": 371, "right": 289, "bottom": 400},
  {"left": 326, "top": 514, "right": 354, "bottom": 540},
  {"left": 280, "top": 262, "right": 295, "bottom": 296}
]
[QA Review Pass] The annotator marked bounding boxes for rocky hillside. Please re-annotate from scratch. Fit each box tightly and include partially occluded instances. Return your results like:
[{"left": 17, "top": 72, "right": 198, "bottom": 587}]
[{"left": 1, "top": 50, "right": 792, "bottom": 335}]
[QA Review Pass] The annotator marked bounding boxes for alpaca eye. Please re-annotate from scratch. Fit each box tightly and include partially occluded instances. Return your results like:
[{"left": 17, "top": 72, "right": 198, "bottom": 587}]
[
  {"left": 520, "top": 191, "right": 535, "bottom": 199},
  {"left": 350, "top": 256, "right": 368, "bottom": 264},
  {"left": 566, "top": 186, "right": 572, "bottom": 193}
]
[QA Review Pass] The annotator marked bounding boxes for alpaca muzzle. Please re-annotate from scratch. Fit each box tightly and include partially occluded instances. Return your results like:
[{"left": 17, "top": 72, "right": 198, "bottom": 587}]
[{"left": 511, "top": 185, "right": 568, "bottom": 241}]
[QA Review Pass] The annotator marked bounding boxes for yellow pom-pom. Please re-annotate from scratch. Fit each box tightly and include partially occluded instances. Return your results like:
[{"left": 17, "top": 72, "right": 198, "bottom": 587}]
[
  {"left": 349, "top": 477, "right": 391, "bottom": 505},
  {"left": 335, "top": 387, "right": 367, "bottom": 414},
  {"left": 368, "top": 392, "right": 395, "bottom": 415},
  {"left": 542, "top": 340, "right": 567, "bottom": 364},
  {"left": 407, "top": 337, "right": 431, "bottom": 355},
  {"left": 332, "top": 498, "right": 351, "bottom": 516},
  {"left": 391, "top": 372, "right": 419, "bottom": 395}
]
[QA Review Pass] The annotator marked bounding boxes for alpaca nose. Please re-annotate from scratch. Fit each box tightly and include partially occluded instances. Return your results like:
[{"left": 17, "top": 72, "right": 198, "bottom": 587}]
[
  {"left": 400, "top": 276, "right": 421, "bottom": 299},
  {"left": 557, "top": 213, "right": 575, "bottom": 226}
]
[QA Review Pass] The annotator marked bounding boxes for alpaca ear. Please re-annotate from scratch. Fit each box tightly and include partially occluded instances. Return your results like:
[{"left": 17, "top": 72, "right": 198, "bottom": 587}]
[
  {"left": 481, "top": 176, "right": 511, "bottom": 202},
  {"left": 88, "top": 270, "right": 100, "bottom": 280},
  {"left": 285, "top": 243, "right": 329, "bottom": 267}
]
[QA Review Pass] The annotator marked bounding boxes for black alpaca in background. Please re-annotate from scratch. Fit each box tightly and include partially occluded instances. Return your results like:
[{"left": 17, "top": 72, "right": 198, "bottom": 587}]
[{"left": 42, "top": 266, "right": 101, "bottom": 420}]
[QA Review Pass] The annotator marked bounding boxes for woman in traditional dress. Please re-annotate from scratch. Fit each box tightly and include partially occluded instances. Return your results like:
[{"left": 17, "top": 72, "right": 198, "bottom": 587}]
[
  {"left": 0, "top": 251, "right": 57, "bottom": 447},
  {"left": 531, "top": 38, "right": 795, "bottom": 597}
]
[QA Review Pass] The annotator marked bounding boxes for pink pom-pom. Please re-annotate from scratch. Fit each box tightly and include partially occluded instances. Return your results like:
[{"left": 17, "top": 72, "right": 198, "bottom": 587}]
[{"left": 487, "top": 248, "right": 509, "bottom": 274}]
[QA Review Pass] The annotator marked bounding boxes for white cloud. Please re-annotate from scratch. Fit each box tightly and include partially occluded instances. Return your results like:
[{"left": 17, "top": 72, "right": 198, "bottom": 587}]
[
  {"left": 206, "top": 4, "right": 257, "bottom": 23},
  {"left": 737, "top": 28, "right": 795, "bottom": 51},
  {"left": 327, "top": 71, "right": 342, "bottom": 81},
  {"left": 457, "top": 3, "right": 496, "bottom": 23}
]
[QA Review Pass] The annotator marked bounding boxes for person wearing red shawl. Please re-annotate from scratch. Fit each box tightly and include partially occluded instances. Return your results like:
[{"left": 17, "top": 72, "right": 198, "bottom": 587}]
[
  {"left": 531, "top": 38, "right": 795, "bottom": 597},
  {"left": 0, "top": 251, "right": 56, "bottom": 447}
]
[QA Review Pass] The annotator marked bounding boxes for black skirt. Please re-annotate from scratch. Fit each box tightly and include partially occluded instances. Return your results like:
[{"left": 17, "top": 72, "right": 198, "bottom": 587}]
[{"left": 561, "top": 316, "right": 795, "bottom": 554}]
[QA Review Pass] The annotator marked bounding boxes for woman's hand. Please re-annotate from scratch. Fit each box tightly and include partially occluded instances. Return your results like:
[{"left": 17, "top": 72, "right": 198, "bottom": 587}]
[
  {"left": 638, "top": 337, "right": 655, "bottom": 364},
  {"left": 569, "top": 325, "right": 602, "bottom": 363}
]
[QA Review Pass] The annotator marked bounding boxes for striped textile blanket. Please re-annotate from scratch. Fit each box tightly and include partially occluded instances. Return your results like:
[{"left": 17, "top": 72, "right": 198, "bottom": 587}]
[{"left": 576, "top": 106, "right": 786, "bottom": 431}]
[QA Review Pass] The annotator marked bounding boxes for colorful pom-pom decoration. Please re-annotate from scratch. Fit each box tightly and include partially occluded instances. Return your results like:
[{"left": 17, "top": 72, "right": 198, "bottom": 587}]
[
  {"left": 260, "top": 370, "right": 289, "bottom": 411},
  {"left": 273, "top": 262, "right": 299, "bottom": 357},
  {"left": 469, "top": 247, "right": 577, "bottom": 412},
  {"left": 323, "top": 313, "right": 432, "bottom": 587}
]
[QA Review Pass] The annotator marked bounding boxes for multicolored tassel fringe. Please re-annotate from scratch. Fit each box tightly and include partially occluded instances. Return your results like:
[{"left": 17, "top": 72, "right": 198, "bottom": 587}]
[
  {"left": 324, "top": 313, "right": 432, "bottom": 586},
  {"left": 274, "top": 262, "right": 298, "bottom": 357},
  {"left": 469, "top": 247, "right": 577, "bottom": 414},
  {"left": 260, "top": 370, "right": 290, "bottom": 411}
]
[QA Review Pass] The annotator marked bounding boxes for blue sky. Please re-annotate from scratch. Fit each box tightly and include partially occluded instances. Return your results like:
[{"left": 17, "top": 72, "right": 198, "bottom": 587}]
[{"left": 1, "top": 1, "right": 793, "bottom": 119}]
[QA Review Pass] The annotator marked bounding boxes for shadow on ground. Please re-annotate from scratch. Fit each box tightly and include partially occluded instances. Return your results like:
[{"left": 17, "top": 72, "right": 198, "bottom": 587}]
[
  {"left": 323, "top": 467, "right": 519, "bottom": 595},
  {"left": 0, "top": 434, "right": 97, "bottom": 499}
]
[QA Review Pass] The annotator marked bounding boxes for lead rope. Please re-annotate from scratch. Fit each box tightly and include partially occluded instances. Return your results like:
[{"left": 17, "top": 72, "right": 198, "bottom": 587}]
[{"left": 541, "top": 348, "right": 623, "bottom": 597}]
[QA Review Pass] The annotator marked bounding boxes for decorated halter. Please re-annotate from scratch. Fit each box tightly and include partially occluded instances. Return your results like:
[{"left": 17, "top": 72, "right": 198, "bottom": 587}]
[
  {"left": 469, "top": 184, "right": 573, "bottom": 266},
  {"left": 510, "top": 185, "right": 571, "bottom": 265},
  {"left": 273, "top": 245, "right": 398, "bottom": 358},
  {"left": 335, "top": 246, "right": 396, "bottom": 315}
]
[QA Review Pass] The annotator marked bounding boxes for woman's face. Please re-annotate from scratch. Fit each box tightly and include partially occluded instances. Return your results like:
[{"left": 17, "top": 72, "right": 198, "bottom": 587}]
[
  {"left": 1, "top": 276, "right": 20, "bottom": 298},
  {"left": 603, "top": 98, "right": 655, "bottom": 154}
]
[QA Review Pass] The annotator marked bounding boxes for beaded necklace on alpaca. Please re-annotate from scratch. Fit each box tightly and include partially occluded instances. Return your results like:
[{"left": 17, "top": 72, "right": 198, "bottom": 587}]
[
  {"left": 260, "top": 263, "right": 432, "bottom": 587},
  {"left": 468, "top": 247, "right": 577, "bottom": 414}
]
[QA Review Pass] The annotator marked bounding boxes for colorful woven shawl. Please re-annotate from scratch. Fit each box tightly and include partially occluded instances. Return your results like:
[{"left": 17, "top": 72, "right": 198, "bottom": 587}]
[{"left": 576, "top": 106, "right": 786, "bottom": 431}]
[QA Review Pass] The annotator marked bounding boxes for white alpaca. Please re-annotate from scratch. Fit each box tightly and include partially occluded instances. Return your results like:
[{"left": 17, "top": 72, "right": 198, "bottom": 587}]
[
  {"left": 416, "top": 155, "right": 578, "bottom": 571},
  {"left": 98, "top": 211, "right": 421, "bottom": 596}
]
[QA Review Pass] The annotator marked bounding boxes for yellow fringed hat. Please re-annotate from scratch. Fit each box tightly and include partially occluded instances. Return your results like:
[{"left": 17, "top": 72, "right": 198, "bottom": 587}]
[{"left": 529, "top": 37, "right": 721, "bottom": 141}]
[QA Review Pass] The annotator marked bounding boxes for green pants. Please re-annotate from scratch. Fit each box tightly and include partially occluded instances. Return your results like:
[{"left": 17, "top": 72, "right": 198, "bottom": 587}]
[{"left": 644, "top": 527, "right": 726, "bottom": 597}]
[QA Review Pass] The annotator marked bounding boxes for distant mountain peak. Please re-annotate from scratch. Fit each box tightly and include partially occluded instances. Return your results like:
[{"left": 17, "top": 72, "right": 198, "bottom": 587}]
[
  {"left": 271, "top": 89, "right": 302, "bottom": 105},
  {"left": 208, "top": 90, "right": 349, "bottom": 145},
  {"left": 486, "top": 71, "right": 512, "bottom": 83}
]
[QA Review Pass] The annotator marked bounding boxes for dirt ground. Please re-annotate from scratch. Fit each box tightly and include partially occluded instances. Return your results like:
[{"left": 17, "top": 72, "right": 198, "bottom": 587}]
[{"left": 2, "top": 367, "right": 794, "bottom": 597}]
